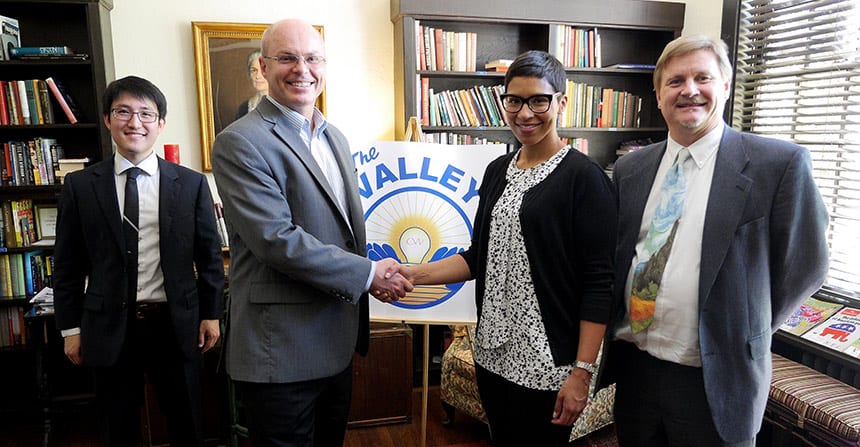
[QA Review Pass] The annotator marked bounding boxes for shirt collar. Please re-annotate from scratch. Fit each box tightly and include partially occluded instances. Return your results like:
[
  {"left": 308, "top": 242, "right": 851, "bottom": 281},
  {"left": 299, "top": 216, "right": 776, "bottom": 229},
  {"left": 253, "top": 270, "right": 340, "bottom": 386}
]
[
  {"left": 265, "top": 96, "right": 328, "bottom": 136},
  {"left": 666, "top": 122, "right": 724, "bottom": 168},
  {"left": 114, "top": 151, "right": 158, "bottom": 177}
]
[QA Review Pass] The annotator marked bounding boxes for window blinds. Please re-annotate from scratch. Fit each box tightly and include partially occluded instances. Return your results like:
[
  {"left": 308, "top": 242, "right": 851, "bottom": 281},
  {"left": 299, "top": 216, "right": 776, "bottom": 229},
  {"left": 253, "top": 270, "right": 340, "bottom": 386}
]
[{"left": 733, "top": 0, "right": 860, "bottom": 300}]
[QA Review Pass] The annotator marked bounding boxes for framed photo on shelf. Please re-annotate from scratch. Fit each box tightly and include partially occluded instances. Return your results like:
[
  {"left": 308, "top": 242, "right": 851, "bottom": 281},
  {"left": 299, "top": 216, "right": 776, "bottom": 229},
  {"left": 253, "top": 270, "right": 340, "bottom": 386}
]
[
  {"left": 34, "top": 204, "right": 58, "bottom": 241},
  {"left": 192, "top": 21, "right": 326, "bottom": 171}
]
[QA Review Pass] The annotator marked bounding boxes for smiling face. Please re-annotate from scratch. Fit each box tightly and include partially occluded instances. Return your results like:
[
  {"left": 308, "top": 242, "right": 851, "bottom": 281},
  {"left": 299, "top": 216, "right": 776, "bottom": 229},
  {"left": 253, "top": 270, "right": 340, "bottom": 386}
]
[
  {"left": 261, "top": 20, "right": 325, "bottom": 120},
  {"left": 656, "top": 49, "right": 731, "bottom": 146},
  {"left": 104, "top": 93, "right": 164, "bottom": 164},
  {"left": 502, "top": 76, "right": 566, "bottom": 150}
]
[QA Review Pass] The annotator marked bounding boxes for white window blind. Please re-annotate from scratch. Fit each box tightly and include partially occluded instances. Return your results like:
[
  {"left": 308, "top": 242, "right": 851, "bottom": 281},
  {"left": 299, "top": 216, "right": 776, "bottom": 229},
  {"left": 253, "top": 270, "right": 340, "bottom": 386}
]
[{"left": 733, "top": 0, "right": 860, "bottom": 301}]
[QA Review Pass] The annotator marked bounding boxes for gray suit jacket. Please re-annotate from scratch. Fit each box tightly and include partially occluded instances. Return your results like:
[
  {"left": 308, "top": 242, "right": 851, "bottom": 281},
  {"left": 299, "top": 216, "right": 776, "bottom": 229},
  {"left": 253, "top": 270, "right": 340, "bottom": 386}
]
[
  {"left": 604, "top": 126, "right": 829, "bottom": 442},
  {"left": 212, "top": 99, "right": 371, "bottom": 383}
]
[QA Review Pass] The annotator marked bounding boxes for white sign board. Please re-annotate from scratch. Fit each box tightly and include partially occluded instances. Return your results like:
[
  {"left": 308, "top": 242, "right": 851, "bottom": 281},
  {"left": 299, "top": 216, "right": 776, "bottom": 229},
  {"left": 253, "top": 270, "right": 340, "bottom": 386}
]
[{"left": 355, "top": 141, "right": 506, "bottom": 323}]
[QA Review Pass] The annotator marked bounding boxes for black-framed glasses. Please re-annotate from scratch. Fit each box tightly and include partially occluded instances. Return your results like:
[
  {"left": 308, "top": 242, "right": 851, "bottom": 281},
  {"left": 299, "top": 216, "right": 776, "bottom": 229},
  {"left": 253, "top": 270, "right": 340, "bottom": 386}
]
[
  {"left": 262, "top": 54, "right": 326, "bottom": 66},
  {"left": 111, "top": 108, "right": 160, "bottom": 123},
  {"left": 499, "top": 92, "right": 561, "bottom": 113}
]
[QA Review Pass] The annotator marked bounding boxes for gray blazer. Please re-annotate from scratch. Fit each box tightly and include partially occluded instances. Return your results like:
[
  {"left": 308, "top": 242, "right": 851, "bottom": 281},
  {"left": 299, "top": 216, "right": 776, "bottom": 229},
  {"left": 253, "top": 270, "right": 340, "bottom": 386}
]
[
  {"left": 604, "top": 126, "right": 829, "bottom": 442},
  {"left": 212, "top": 99, "right": 371, "bottom": 383}
]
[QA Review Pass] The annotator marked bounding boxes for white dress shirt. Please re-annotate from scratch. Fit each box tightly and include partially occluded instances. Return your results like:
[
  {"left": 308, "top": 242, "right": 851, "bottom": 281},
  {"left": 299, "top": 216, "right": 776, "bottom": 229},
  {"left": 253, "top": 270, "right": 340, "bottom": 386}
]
[
  {"left": 115, "top": 151, "right": 166, "bottom": 304},
  {"left": 616, "top": 124, "right": 722, "bottom": 367}
]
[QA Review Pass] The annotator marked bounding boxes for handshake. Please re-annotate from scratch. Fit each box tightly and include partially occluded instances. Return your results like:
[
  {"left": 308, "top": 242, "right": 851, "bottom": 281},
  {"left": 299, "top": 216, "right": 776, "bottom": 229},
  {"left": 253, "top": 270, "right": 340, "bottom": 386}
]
[{"left": 370, "top": 258, "right": 414, "bottom": 304}]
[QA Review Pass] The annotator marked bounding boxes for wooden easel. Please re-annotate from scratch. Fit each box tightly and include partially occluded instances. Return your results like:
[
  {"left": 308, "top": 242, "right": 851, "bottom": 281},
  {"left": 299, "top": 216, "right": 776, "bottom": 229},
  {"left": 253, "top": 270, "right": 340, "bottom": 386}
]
[
  {"left": 401, "top": 116, "right": 431, "bottom": 447},
  {"left": 403, "top": 116, "right": 424, "bottom": 144}
]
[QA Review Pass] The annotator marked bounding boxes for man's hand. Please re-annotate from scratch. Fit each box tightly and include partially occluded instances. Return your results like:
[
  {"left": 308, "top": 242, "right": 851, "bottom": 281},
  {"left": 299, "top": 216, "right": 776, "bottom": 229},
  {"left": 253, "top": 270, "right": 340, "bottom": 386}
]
[
  {"left": 64, "top": 334, "right": 82, "bottom": 366},
  {"left": 370, "top": 258, "right": 413, "bottom": 303},
  {"left": 198, "top": 319, "right": 221, "bottom": 353}
]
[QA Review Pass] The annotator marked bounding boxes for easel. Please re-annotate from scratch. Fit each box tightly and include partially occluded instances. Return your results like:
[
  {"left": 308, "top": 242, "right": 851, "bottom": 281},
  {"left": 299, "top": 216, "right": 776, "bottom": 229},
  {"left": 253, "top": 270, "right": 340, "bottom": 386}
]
[{"left": 401, "top": 116, "right": 430, "bottom": 447}]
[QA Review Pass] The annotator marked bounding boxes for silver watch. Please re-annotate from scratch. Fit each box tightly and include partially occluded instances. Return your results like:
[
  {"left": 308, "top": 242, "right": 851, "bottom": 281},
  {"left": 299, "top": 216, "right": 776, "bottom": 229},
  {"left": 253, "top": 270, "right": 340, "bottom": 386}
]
[{"left": 574, "top": 360, "right": 597, "bottom": 375}]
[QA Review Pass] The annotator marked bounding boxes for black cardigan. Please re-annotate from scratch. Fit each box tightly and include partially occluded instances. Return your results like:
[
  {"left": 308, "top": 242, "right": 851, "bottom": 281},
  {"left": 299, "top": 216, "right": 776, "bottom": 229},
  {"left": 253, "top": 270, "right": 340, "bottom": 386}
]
[{"left": 459, "top": 149, "right": 617, "bottom": 366}]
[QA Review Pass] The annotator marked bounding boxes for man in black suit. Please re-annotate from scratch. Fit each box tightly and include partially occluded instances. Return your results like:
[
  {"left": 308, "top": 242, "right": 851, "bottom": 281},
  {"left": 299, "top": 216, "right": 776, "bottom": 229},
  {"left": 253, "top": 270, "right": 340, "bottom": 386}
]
[{"left": 53, "top": 76, "right": 225, "bottom": 446}]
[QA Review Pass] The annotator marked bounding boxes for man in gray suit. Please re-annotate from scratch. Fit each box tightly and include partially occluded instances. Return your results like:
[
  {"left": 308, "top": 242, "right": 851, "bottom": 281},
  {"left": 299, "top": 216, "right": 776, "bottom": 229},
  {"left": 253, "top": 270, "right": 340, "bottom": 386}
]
[
  {"left": 211, "top": 19, "right": 411, "bottom": 447},
  {"left": 603, "top": 35, "right": 829, "bottom": 446}
]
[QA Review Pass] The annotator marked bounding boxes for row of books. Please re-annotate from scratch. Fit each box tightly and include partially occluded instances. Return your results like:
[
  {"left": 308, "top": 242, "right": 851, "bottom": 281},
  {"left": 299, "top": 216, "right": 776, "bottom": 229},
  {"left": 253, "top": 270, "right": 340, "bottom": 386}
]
[
  {"left": 780, "top": 296, "right": 860, "bottom": 359},
  {"left": 0, "top": 251, "right": 52, "bottom": 299},
  {"left": 549, "top": 25, "right": 602, "bottom": 68},
  {"left": 603, "top": 138, "right": 654, "bottom": 178},
  {"left": 2, "top": 137, "right": 65, "bottom": 186},
  {"left": 420, "top": 80, "right": 507, "bottom": 128},
  {"left": 0, "top": 307, "right": 25, "bottom": 348},
  {"left": 561, "top": 81, "right": 643, "bottom": 129},
  {"left": 415, "top": 21, "right": 478, "bottom": 72},
  {"left": 0, "top": 78, "right": 81, "bottom": 125},
  {"left": 419, "top": 133, "right": 509, "bottom": 147},
  {"left": 1, "top": 199, "right": 40, "bottom": 249}
]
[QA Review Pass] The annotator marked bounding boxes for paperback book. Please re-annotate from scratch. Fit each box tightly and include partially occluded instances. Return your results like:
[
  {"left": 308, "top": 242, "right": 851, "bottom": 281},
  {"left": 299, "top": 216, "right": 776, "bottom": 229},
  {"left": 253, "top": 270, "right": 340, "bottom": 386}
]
[
  {"left": 780, "top": 296, "right": 845, "bottom": 336},
  {"left": 801, "top": 307, "right": 860, "bottom": 351}
]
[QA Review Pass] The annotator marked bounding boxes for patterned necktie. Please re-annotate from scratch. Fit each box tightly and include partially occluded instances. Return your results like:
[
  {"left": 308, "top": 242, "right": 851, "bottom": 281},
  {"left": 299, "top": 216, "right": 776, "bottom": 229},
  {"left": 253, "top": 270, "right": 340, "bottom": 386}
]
[
  {"left": 629, "top": 148, "right": 690, "bottom": 334},
  {"left": 123, "top": 167, "right": 141, "bottom": 304}
]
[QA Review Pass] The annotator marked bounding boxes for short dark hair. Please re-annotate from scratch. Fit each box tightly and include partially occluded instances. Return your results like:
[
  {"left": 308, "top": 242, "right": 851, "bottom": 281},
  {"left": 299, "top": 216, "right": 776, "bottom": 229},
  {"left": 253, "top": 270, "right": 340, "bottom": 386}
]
[
  {"left": 504, "top": 50, "right": 566, "bottom": 93},
  {"left": 103, "top": 75, "right": 167, "bottom": 119}
]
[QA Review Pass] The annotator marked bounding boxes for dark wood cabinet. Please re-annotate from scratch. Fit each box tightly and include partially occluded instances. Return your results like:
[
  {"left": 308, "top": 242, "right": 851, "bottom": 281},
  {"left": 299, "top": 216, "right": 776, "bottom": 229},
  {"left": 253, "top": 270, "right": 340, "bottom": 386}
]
[{"left": 348, "top": 322, "right": 414, "bottom": 427}]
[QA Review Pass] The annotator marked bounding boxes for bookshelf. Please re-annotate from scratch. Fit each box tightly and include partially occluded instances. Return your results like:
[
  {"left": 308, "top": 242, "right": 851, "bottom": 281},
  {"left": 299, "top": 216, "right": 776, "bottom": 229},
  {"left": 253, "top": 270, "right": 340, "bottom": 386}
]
[
  {"left": 0, "top": 0, "right": 113, "bottom": 413},
  {"left": 391, "top": 0, "right": 685, "bottom": 168}
]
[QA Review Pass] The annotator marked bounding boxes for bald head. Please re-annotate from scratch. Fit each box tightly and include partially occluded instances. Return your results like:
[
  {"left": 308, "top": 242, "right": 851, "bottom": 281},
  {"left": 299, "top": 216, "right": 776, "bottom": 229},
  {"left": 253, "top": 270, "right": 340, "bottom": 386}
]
[{"left": 260, "top": 18, "right": 327, "bottom": 119}]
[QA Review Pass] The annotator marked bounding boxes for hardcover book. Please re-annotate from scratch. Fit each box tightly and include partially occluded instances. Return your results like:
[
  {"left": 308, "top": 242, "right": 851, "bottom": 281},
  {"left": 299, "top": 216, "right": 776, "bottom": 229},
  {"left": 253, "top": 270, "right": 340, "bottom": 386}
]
[
  {"left": 45, "top": 77, "right": 83, "bottom": 124},
  {"left": 9, "top": 46, "right": 73, "bottom": 57}
]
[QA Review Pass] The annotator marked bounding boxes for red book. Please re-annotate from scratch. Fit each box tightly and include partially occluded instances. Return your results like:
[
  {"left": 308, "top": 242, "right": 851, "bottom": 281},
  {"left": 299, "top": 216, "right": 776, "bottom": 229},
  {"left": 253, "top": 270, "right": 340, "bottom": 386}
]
[
  {"left": 44, "top": 77, "right": 80, "bottom": 124},
  {"left": 0, "top": 81, "right": 8, "bottom": 125}
]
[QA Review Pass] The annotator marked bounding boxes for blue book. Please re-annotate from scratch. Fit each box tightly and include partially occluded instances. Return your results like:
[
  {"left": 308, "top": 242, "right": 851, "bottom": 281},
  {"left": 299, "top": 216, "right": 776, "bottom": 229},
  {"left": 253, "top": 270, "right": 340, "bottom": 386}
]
[{"left": 9, "top": 46, "right": 73, "bottom": 57}]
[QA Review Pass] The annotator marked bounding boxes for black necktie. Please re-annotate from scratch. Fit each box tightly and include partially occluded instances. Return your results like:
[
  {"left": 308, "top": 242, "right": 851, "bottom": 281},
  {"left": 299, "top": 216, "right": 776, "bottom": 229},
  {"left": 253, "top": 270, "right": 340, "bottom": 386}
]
[{"left": 123, "top": 167, "right": 141, "bottom": 304}]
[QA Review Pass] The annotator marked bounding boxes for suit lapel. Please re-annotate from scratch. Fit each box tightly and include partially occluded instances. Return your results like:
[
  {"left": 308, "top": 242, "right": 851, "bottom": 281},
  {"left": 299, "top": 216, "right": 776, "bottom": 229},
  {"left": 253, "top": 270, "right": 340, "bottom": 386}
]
[
  {"left": 91, "top": 160, "right": 124, "bottom": 252},
  {"left": 699, "top": 127, "right": 752, "bottom": 307},
  {"left": 262, "top": 101, "right": 357, "bottom": 240},
  {"left": 158, "top": 158, "right": 180, "bottom": 250}
]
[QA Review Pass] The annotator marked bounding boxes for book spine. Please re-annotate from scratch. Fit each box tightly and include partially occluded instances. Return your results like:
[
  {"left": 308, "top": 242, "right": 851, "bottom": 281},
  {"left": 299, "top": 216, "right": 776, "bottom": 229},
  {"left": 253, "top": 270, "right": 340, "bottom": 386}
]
[
  {"left": 9, "top": 46, "right": 72, "bottom": 56},
  {"left": 44, "top": 77, "right": 78, "bottom": 124},
  {"left": 36, "top": 80, "right": 55, "bottom": 124},
  {"left": 16, "top": 81, "right": 30, "bottom": 125},
  {"left": 0, "top": 81, "right": 8, "bottom": 125}
]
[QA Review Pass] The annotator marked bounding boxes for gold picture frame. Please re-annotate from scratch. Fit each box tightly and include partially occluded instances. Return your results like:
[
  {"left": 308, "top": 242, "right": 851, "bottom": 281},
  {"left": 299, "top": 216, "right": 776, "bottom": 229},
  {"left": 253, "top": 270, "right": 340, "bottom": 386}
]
[{"left": 192, "top": 21, "right": 326, "bottom": 171}]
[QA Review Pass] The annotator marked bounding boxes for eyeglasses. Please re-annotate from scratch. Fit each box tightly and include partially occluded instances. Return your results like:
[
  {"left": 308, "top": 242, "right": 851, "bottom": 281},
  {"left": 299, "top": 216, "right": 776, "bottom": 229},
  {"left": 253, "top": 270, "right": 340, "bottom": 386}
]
[
  {"left": 262, "top": 54, "right": 326, "bottom": 66},
  {"left": 111, "top": 108, "right": 160, "bottom": 123},
  {"left": 499, "top": 92, "right": 561, "bottom": 114}
]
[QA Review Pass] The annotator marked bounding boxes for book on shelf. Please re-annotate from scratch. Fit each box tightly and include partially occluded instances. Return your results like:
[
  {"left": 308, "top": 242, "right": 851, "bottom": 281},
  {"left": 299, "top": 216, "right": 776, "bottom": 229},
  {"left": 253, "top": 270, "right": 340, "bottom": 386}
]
[
  {"left": 843, "top": 338, "right": 860, "bottom": 360},
  {"left": 780, "top": 296, "right": 845, "bottom": 336},
  {"left": 0, "top": 81, "right": 8, "bottom": 125},
  {"left": 9, "top": 45, "right": 73, "bottom": 57},
  {"left": 801, "top": 307, "right": 860, "bottom": 352},
  {"left": 605, "top": 63, "right": 656, "bottom": 70},
  {"left": 0, "top": 15, "right": 20, "bottom": 61},
  {"left": 484, "top": 59, "right": 512, "bottom": 72},
  {"left": 45, "top": 77, "right": 83, "bottom": 124}
]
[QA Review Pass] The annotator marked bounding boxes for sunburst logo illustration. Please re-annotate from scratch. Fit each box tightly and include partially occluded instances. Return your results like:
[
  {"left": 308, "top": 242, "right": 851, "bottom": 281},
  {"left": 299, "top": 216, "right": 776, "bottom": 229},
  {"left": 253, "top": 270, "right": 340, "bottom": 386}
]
[{"left": 365, "top": 186, "right": 471, "bottom": 309}]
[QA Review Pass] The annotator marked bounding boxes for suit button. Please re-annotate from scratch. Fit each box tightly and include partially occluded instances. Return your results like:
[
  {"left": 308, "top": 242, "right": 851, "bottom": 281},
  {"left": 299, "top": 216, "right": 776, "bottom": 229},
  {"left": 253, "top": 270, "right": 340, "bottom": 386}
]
[
  {"left": 346, "top": 240, "right": 355, "bottom": 249},
  {"left": 121, "top": 301, "right": 127, "bottom": 309}
]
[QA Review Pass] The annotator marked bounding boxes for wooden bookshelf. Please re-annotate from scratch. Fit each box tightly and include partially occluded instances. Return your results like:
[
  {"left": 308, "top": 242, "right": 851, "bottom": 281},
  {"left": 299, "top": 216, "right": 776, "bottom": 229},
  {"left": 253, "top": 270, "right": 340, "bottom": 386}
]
[
  {"left": 391, "top": 0, "right": 684, "bottom": 167},
  {"left": 0, "top": 0, "right": 114, "bottom": 414}
]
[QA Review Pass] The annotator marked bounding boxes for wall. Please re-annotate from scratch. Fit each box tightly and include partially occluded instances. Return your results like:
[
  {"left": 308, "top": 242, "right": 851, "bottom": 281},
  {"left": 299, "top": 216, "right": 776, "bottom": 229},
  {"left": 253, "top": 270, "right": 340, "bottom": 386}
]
[{"left": 109, "top": 0, "right": 720, "bottom": 199}]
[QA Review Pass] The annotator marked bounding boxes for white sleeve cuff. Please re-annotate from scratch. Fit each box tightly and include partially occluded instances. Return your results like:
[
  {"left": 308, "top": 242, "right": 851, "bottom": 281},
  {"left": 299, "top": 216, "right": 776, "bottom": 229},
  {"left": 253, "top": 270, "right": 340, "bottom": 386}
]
[
  {"left": 365, "top": 260, "right": 377, "bottom": 292},
  {"left": 61, "top": 327, "right": 81, "bottom": 337}
]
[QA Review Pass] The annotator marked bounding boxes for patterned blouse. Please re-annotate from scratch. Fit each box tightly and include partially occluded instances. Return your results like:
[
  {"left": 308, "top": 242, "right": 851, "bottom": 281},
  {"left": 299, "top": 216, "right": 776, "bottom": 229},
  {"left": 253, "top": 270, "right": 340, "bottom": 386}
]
[{"left": 473, "top": 146, "right": 574, "bottom": 391}]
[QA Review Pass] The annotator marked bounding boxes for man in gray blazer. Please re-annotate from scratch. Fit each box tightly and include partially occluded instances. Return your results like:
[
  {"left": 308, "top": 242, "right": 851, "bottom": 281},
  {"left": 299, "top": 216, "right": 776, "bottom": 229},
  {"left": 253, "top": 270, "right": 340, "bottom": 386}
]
[
  {"left": 211, "top": 19, "right": 411, "bottom": 447},
  {"left": 603, "top": 35, "right": 829, "bottom": 446}
]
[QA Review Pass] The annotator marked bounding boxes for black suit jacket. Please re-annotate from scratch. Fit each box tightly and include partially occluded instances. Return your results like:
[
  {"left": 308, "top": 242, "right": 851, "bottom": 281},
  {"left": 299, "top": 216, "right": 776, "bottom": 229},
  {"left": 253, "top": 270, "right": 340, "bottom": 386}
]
[{"left": 53, "top": 157, "right": 224, "bottom": 367}]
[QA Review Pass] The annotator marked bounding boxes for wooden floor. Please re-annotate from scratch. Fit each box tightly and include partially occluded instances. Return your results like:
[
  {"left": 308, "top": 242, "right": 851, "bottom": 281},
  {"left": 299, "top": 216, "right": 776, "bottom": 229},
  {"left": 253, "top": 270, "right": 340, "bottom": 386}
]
[{"left": 0, "top": 386, "right": 615, "bottom": 447}]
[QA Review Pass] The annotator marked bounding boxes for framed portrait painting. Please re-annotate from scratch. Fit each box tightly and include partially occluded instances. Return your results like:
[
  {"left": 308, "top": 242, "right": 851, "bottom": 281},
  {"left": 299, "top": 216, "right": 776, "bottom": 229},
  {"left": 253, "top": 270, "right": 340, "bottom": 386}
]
[{"left": 192, "top": 21, "right": 326, "bottom": 171}]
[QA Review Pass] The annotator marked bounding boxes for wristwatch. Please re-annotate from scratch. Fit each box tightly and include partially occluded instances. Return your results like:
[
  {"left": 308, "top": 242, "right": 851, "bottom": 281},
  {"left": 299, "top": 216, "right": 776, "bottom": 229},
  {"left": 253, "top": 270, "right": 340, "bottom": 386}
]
[{"left": 574, "top": 360, "right": 597, "bottom": 375}]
